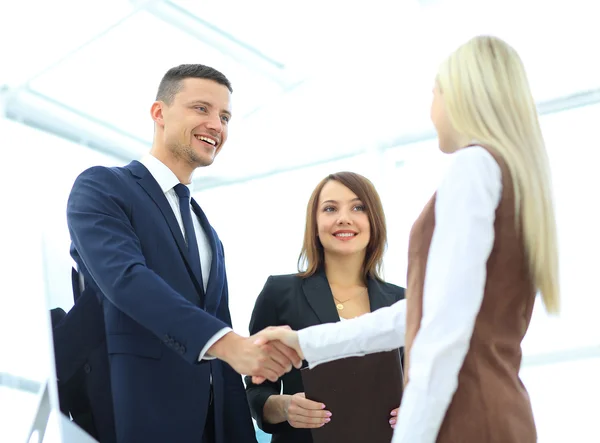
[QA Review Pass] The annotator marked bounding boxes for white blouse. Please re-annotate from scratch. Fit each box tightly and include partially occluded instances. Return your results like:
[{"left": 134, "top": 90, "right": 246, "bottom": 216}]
[{"left": 298, "top": 146, "right": 503, "bottom": 443}]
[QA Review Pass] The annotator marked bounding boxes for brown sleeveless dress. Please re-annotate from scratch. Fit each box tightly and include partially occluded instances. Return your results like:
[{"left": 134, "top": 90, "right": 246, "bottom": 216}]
[{"left": 404, "top": 146, "right": 537, "bottom": 442}]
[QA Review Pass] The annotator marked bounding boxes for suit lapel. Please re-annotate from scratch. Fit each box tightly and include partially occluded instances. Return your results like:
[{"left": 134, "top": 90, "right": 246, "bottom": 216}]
[
  {"left": 301, "top": 272, "right": 340, "bottom": 324},
  {"left": 367, "top": 278, "right": 396, "bottom": 312},
  {"left": 127, "top": 161, "right": 204, "bottom": 299}
]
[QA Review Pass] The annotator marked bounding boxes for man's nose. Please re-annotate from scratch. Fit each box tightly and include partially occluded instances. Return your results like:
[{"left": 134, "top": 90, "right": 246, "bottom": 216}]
[{"left": 205, "top": 113, "right": 223, "bottom": 133}]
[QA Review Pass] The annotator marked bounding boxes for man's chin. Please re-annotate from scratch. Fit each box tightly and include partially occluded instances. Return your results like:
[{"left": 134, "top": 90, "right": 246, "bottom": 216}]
[{"left": 190, "top": 154, "right": 216, "bottom": 168}]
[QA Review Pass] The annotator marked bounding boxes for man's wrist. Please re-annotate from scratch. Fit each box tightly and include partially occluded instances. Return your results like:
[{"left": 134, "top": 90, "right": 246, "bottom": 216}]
[{"left": 206, "top": 331, "right": 242, "bottom": 361}]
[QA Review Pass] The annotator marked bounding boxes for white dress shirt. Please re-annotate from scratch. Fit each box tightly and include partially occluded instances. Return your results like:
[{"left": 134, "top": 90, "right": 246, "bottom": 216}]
[
  {"left": 139, "top": 154, "right": 231, "bottom": 361},
  {"left": 298, "top": 146, "right": 502, "bottom": 443}
]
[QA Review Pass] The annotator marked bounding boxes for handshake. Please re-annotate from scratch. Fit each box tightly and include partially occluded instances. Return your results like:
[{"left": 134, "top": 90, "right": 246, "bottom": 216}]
[{"left": 207, "top": 326, "right": 303, "bottom": 384}]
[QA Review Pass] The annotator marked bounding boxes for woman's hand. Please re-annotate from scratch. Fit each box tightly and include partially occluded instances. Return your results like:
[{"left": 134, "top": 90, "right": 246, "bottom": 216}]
[
  {"left": 389, "top": 407, "right": 399, "bottom": 428},
  {"left": 284, "top": 393, "right": 331, "bottom": 429}
]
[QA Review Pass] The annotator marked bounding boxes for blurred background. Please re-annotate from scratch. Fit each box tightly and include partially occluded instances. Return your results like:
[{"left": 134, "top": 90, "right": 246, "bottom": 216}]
[{"left": 0, "top": 0, "right": 599, "bottom": 441}]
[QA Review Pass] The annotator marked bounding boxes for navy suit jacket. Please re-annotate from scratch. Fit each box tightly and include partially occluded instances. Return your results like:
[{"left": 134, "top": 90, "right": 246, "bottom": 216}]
[{"left": 67, "top": 160, "right": 257, "bottom": 443}]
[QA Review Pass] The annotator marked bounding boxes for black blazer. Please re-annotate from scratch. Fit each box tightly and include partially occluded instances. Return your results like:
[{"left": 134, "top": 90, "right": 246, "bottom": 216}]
[{"left": 245, "top": 271, "right": 405, "bottom": 443}]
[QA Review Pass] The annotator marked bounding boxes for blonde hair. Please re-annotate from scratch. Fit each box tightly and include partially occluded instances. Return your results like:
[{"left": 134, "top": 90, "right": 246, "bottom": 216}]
[{"left": 437, "top": 35, "right": 560, "bottom": 314}]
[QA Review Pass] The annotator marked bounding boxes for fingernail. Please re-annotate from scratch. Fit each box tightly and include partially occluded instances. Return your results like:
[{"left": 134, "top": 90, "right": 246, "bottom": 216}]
[
  {"left": 324, "top": 418, "right": 330, "bottom": 423},
  {"left": 321, "top": 404, "right": 326, "bottom": 409},
  {"left": 391, "top": 410, "right": 397, "bottom": 416},
  {"left": 389, "top": 418, "right": 396, "bottom": 425},
  {"left": 325, "top": 412, "right": 332, "bottom": 417}
]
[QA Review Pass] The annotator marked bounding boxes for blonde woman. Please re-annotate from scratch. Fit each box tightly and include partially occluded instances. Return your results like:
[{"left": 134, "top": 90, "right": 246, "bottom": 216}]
[{"left": 251, "top": 35, "right": 560, "bottom": 443}]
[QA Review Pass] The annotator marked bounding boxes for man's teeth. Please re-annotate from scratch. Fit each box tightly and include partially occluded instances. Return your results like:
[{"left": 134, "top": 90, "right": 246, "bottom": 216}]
[
  {"left": 335, "top": 233, "right": 356, "bottom": 237},
  {"left": 195, "top": 135, "right": 216, "bottom": 146}
]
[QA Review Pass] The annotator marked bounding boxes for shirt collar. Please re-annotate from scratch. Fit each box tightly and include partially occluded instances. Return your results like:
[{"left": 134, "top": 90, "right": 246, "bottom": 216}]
[{"left": 139, "top": 153, "right": 192, "bottom": 195}]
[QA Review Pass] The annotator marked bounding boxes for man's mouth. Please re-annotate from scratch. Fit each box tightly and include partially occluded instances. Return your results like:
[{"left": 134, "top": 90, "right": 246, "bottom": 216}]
[{"left": 194, "top": 135, "right": 217, "bottom": 147}]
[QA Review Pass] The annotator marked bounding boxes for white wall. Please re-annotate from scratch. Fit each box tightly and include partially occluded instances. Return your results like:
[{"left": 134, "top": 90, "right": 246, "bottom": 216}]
[{"left": 521, "top": 357, "right": 600, "bottom": 442}]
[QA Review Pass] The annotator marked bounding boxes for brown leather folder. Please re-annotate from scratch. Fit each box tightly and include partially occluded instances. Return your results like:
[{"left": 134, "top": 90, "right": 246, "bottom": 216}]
[{"left": 301, "top": 349, "right": 403, "bottom": 443}]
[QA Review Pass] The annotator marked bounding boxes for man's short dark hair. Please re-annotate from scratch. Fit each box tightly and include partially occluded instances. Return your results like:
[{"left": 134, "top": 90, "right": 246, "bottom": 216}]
[{"left": 156, "top": 64, "right": 232, "bottom": 104}]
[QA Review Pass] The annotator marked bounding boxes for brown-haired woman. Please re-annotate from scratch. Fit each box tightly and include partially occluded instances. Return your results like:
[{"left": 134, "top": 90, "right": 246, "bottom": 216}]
[{"left": 245, "top": 171, "right": 405, "bottom": 443}]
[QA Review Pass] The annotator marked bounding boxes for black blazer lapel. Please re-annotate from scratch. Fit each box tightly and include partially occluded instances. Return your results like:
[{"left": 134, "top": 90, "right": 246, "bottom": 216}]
[
  {"left": 301, "top": 272, "right": 340, "bottom": 324},
  {"left": 367, "top": 278, "right": 399, "bottom": 312},
  {"left": 126, "top": 161, "right": 204, "bottom": 299}
]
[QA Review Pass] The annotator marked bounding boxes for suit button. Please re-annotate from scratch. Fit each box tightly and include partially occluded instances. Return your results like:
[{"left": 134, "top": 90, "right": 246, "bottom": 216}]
[
  {"left": 180, "top": 346, "right": 186, "bottom": 354},
  {"left": 83, "top": 363, "right": 91, "bottom": 374}
]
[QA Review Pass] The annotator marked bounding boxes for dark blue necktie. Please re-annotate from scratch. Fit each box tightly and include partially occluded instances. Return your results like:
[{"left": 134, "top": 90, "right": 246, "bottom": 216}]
[{"left": 173, "top": 184, "right": 203, "bottom": 289}]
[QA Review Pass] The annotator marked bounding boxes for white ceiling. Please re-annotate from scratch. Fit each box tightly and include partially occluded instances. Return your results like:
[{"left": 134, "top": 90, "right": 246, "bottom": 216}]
[{"left": 0, "top": 0, "right": 598, "bottom": 187}]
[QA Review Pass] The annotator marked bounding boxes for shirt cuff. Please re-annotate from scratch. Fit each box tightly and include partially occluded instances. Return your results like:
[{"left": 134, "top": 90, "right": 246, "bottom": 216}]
[{"left": 198, "top": 327, "right": 232, "bottom": 361}]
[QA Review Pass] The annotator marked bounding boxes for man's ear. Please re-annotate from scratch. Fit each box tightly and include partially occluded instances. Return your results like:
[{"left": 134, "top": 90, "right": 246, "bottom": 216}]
[{"left": 150, "top": 101, "right": 165, "bottom": 127}]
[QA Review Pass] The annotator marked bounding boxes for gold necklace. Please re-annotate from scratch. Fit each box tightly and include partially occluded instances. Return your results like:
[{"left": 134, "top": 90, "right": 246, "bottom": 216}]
[{"left": 333, "top": 287, "right": 367, "bottom": 311}]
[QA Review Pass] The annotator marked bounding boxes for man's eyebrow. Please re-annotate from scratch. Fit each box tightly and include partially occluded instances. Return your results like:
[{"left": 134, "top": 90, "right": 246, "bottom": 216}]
[{"left": 188, "top": 100, "right": 211, "bottom": 107}]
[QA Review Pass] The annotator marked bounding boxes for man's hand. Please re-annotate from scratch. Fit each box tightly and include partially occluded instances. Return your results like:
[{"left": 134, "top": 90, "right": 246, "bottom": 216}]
[
  {"left": 207, "top": 329, "right": 302, "bottom": 382},
  {"left": 250, "top": 326, "right": 303, "bottom": 385},
  {"left": 284, "top": 393, "right": 331, "bottom": 429}
]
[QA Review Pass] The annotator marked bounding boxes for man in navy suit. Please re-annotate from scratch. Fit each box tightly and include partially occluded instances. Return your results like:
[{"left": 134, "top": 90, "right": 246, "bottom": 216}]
[{"left": 66, "top": 64, "right": 301, "bottom": 443}]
